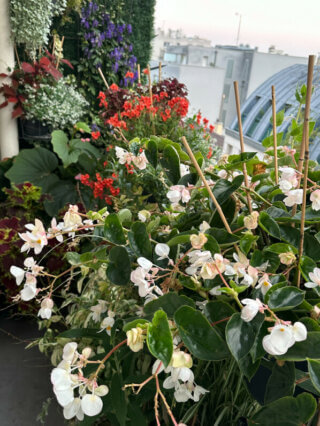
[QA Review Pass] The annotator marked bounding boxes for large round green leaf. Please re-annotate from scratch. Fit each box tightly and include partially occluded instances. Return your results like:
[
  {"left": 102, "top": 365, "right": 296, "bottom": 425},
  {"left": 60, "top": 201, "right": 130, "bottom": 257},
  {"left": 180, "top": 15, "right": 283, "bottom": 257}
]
[
  {"left": 5, "top": 147, "right": 59, "bottom": 192},
  {"left": 104, "top": 213, "right": 126, "bottom": 245},
  {"left": 226, "top": 313, "right": 264, "bottom": 362},
  {"left": 211, "top": 175, "right": 244, "bottom": 206},
  {"left": 145, "top": 139, "right": 158, "bottom": 168},
  {"left": 106, "top": 246, "right": 131, "bottom": 285},
  {"left": 204, "top": 301, "right": 235, "bottom": 331},
  {"left": 268, "top": 287, "right": 305, "bottom": 311},
  {"left": 264, "top": 362, "right": 295, "bottom": 404},
  {"left": 174, "top": 306, "right": 229, "bottom": 360},
  {"left": 249, "top": 393, "right": 317, "bottom": 425},
  {"left": 259, "top": 211, "right": 281, "bottom": 239},
  {"left": 128, "top": 222, "right": 152, "bottom": 258},
  {"left": 307, "top": 359, "right": 320, "bottom": 393},
  {"left": 161, "top": 145, "right": 181, "bottom": 184},
  {"left": 147, "top": 310, "right": 173, "bottom": 367},
  {"left": 277, "top": 332, "right": 320, "bottom": 361}
]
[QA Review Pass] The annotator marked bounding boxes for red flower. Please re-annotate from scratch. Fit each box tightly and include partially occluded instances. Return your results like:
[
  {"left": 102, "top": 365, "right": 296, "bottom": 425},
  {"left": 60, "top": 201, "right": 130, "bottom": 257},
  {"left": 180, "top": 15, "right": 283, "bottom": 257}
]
[
  {"left": 207, "top": 147, "right": 213, "bottom": 159},
  {"left": 209, "top": 124, "right": 215, "bottom": 133},
  {"left": 125, "top": 71, "right": 134, "bottom": 79},
  {"left": 143, "top": 68, "right": 149, "bottom": 75},
  {"left": 189, "top": 124, "right": 194, "bottom": 130},
  {"left": 91, "top": 131, "right": 101, "bottom": 140},
  {"left": 110, "top": 83, "right": 119, "bottom": 91}
]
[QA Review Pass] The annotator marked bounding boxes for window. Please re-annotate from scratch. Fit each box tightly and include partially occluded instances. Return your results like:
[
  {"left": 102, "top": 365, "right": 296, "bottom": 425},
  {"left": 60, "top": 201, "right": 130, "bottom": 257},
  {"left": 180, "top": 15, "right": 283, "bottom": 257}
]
[
  {"left": 226, "top": 59, "right": 234, "bottom": 79},
  {"left": 223, "top": 84, "right": 231, "bottom": 103},
  {"left": 246, "top": 100, "right": 272, "bottom": 138},
  {"left": 233, "top": 96, "right": 261, "bottom": 132},
  {"left": 202, "top": 56, "right": 209, "bottom": 66},
  {"left": 221, "top": 110, "right": 227, "bottom": 125}
]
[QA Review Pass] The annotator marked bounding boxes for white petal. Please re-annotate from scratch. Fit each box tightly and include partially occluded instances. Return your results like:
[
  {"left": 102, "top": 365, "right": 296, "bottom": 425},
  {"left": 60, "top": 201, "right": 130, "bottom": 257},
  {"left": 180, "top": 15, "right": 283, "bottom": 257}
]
[
  {"left": 155, "top": 243, "right": 170, "bottom": 258},
  {"left": 178, "top": 367, "right": 193, "bottom": 382},
  {"left": 304, "top": 282, "right": 317, "bottom": 288},
  {"left": 81, "top": 394, "right": 103, "bottom": 416},
  {"left": 20, "top": 284, "right": 37, "bottom": 301},
  {"left": 63, "top": 398, "right": 82, "bottom": 420},
  {"left": 137, "top": 257, "right": 153, "bottom": 271},
  {"left": 63, "top": 342, "right": 78, "bottom": 361},
  {"left": 10, "top": 266, "right": 25, "bottom": 285},
  {"left": 95, "top": 385, "right": 109, "bottom": 397},
  {"left": 54, "top": 387, "right": 74, "bottom": 407},
  {"left": 292, "top": 322, "right": 307, "bottom": 342},
  {"left": 163, "top": 376, "right": 176, "bottom": 389}
]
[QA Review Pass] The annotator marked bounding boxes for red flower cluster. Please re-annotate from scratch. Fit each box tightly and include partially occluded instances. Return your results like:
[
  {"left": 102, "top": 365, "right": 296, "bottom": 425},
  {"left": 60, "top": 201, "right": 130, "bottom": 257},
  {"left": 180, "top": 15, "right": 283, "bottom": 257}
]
[
  {"left": 110, "top": 83, "right": 119, "bottom": 91},
  {"left": 98, "top": 91, "right": 108, "bottom": 109},
  {"left": 107, "top": 113, "right": 128, "bottom": 130},
  {"left": 168, "top": 97, "right": 189, "bottom": 117},
  {"left": 80, "top": 173, "right": 120, "bottom": 205},
  {"left": 125, "top": 71, "right": 134, "bottom": 79},
  {"left": 91, "top": 131, "right": 101, "bottom": 140},
  {"left": 196, "top": 112, "right": 215, "bottom": 133}
]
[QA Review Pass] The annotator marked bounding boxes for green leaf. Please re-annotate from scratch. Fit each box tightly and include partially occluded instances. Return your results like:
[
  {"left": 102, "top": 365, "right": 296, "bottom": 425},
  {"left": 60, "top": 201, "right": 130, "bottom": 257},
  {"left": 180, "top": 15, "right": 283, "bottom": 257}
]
[
  {"left": 250, "top": 250, "right": 280, "bottom": 273},
  {"left": 118, "top": 209, "right": 132, "bottom": 224},
  {"left": 51, "top": 130, "right": 70, "bottom": 165},
  {"left": 204, "top": 301, "right": 236, "bottom": 331},
  {"left": 65, "top": 252, "right": 81, "bottom": 265},
  {"left": 277, "top": 332, "right": 320, "bottom": 361},
  {"left": 104, "top": 213, "right": 126, "bottom": 245},
  {"left": 203, "top": 234, "right": 220, "bottom": 255},
  {"left": 264, "top": 362, "right": 295, "bottom": 404},
  {"left": 307, "top": 359, "right": 320, "bottom": 393},
  {"left": 167, "top": 233, "right": 192, "bottom": 247},
  {"left": 128, "top": 222, "right": 152, "bottom": 258},
  {"left": 240, "top": 232, "right": 259, "bottom": 255},
  {"left": 145, "top": 139, "right": 158, "bottom": 168},
  {"left": 211, "top": 175, "right": 244, "bottom": 205},
  {"left": 161, "top": 145, "right": 181, "bottom": 184},
  {"left": 206, "top": 228, "right": 239, "bottom": 245},
  {"left": 259, "top": 211, "right": 281, "bottom": 239},
  {"left": 226, "top": 313, "right": 264, "bottom": 361},
  {"left": 5, "top": 147, "right": 59, "bottom": 192},
  {"left": 75, "top": 121, "right": 91, "bottom": 133},
  {"left": 144, "top": 292, "right": 195, "bottom": 318},
  {"left": 268, "top": 287, "right": 305, "bottom": 311},
  {"left": 249, "top": 393, "right": 317, "bottom": 426},
  {"left": 106, "top": 246, "right": 131, "bottom": 285},
  {"left": 238, "top": 353, "right": 260, "bottom": 380},
  {"left": 147, "top": 310, "right": 173, "bottom": 367},
  {"left": 43, "top": 180, "right": 78, "bottom": 216},
  {"left": 210, "top": 197, "right": 236, "bottom": 228},
  {"left": 111, "top": 374, "right": 127, "bottom": 426},
  {"left": 174, "top": 306, "right": 229, "bottom": 361},
  {"left": 58, "top": 328, "right": 110, "bottom": 347},
  {"left": 266, "top": 243, "right": 298, "bottom": 255}
]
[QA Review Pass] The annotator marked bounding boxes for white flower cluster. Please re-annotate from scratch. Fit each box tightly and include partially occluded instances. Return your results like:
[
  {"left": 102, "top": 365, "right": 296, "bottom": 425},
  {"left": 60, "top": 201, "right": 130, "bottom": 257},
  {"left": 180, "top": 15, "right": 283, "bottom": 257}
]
[
  {"left": 51, "top": 342, "right": 108, "bottom": 420},
  {"left": 24, "top": 79, "right": 88, "bottom": 129},
  {"left": 115, "top": 147, "right": 148, "bottom": 170},
  {"left": 10, "top": 256, "right": 43, "bottom": 302},
  {"left": 10, "top": 0, "right": 66, "bottom": 55}
]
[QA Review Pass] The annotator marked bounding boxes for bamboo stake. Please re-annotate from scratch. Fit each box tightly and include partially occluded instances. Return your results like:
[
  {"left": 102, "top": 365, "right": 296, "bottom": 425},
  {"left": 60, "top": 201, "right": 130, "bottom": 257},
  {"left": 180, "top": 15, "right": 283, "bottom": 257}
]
[
  {"left": 137, "top": 64, "right": 141, "bottom": 84},
  {"left": 297, "top": 55, "right": 315, "bottom": 287},
  {"left": 55, "top": 36, "right": 65, "bottom": 69},
  {"left": 181, "top": 136, "right": 233, "bottom": 234},
  {"left": 159, "top": 62, "right": 162, "bottom": 81},
  {"left": 271, "top": 85, "right": 279, "bottom": 185},
  {"left": 233, "top": 81, "right": 253, "bottom": 213},
  {"left": 97, "top": 67, "right": 109, "bottom": 90}
]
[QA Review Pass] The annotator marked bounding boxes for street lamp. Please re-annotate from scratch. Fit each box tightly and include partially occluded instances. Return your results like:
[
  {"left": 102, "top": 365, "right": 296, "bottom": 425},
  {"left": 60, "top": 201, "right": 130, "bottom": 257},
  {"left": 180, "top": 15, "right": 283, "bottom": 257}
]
[{"left": 235, "top": 12, "right": 242, "bottom": 46}]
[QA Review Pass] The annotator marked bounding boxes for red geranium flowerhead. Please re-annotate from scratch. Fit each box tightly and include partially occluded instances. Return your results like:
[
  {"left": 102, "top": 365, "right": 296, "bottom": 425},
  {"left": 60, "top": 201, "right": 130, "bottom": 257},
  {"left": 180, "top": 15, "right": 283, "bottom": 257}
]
[
  {"left": 125, "top": 71, "right": 134, "bottom": 79},
  {"left": 110, "top": 83, "right": 119, "bottom": 91},
  {"left": 143, "top": 68, "right": 149, "bottom": 75},
  {"left": 91, "top": 131, "right": 101, "bottom": 140}
]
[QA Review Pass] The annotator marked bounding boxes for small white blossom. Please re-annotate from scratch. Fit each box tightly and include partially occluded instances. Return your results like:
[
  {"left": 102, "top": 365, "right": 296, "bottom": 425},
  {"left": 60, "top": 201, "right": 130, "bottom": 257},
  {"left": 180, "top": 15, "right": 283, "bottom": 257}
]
[
  {"left": 305, "top": 267, "right": 320, "bottom": 288},
  {"left": 283, "top": 189, "right": 303, "bottom": 207},
  {"left": 241, "top": 298, "right": 264, "bottom": 322},
  {"left": 38, "top": 297, "right": 54, "bottom": 319},
  {"left": 310, "top": 189, "right": 320, "bottom": 211}
]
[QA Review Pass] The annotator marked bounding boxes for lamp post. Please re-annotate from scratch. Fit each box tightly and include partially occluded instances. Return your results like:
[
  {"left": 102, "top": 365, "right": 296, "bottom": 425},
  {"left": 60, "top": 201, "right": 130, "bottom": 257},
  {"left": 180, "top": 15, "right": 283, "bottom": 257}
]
[{"left": 235, "top": 12, "right": 242, "bottom": 46}]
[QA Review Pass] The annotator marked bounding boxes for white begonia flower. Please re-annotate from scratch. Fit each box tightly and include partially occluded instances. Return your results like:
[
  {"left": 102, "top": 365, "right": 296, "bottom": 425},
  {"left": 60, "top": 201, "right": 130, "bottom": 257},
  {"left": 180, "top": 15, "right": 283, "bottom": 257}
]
[
  {"left": 209, "top": 285, "right": 222, "bottom": 296},
  {"left": 63, "top": 342, "right": 78, "bottom": 362},
  {"left": 262, "top": 324, "right": 296, "bottom": 356},
  {"left": 241, "top": 266, "right": 259, "bottom": 287},
  {"left": 90, "top": 300, "right": 108, "bottom": 323},
  {"left": 310, "top": 189, "right": 320, "bottom": 211},
  {"left": 24, "top": 257, "right": 43, "bottom": 275},
  {"left": 166, "top": 185, "right": 191, "bottom": 204},
  {"left": 63, "top": 205, "right": 82, "bottom": 230},
  {"left": 81, "top": 394, "right": 103, "bottom": 417},
  {"left": 243, "top": 211, "right": 259, "bottom": 230},
  {"left": 199, "top": 221, "right": 210, "bottom": 233},
  {"left": 38, "top": 297, "right": 54, "bottom": 319},
  {"left": 133, "top": 152, "right": 148, "bottom": 170},
  {"left": 241, "top": 298, "right": 264, "bottom": 322},
  {"left": 279, "top": 167, "right": 299, "bottom": 192},
  {"left": 95, "top": 385, "right": 109, "bottom": 397},
  {"left": 193, "top": 384, "right": 209, "bottom": 402},
  {"left": 200, "top": 262, "right": 217, "bottom": 280},
  {"left": 305, "top": 267, "right": 320, "bottom": 288},
  {"left": 130, "top": 267, "right": 149, "bottom": 297},
  {"left": 180, "top": 164, "right": 190, "bottom": 177},
  {"left": 54, "top": 387, "right": 74, "bottom": 407},
  {"left": 283, "top": 189, "right": 303, "bottom": 207},
  {"left": 256, "top": 274, "right": 272, "bottom": 295},
  {"left": 138, "top": 210, "right": 151, "bottom": 222},
  {"left": 126, "top": 327, "right": 145, "bottom": 352},
  {"left": 10, "top": 266, "right": 25, "bottom": 285},
  {"left": 137, "top": 257, "right": 153, "bottom": 271},
  {"left": 190, "top": 233, "right": 208, "bottom": 249},
  {"left": 155, "top": 243, "right": 170, "bottom": 260},
  {"left": 47, "top": 217, "right": 64, "bottom": 242},
  {"left": 100, "top": 311, "right": 115, "bottom": 336},
  {"left": 217, "top": 169, "right": 228, "bottom": 179},
  {"left": 115, "top": 146, "right": 134, "bottom": 165},
  {"left": 63, "top": 398, "right": 84, "bottom": 421},
  {"left": 279, "top": 252, "right": 296, "bottom": 265},
  {"left": 291, "top": 321, "right": 307, "bottom": 341},
  {"left": 19, "top": 218, "right": 48, "bottom": 254},
  {"left": 20, "top": 279, "right": 37, "bottom": 301}
]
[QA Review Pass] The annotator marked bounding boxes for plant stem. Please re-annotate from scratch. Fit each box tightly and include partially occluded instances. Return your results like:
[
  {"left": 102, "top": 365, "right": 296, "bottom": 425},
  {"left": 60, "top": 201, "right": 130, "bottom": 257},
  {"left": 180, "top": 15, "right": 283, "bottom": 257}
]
[{"left": 94, "top": 339, "right": 127, "bottom": 377}]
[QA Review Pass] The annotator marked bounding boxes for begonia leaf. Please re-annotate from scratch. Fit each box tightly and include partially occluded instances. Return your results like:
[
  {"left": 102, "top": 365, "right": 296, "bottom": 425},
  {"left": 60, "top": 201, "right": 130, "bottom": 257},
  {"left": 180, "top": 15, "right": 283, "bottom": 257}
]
[
  {"left": 147, "top": 310, "right": 173, "bottom": 367},
  {"left": 128, "top": 222, "right": 152, "bottom": 258},
  {"left": 104, "top": 213, "right": 126, "bottom": 245},
  {"left": 268, "top": 287, "right": 305, "bottom": 311},
  {"left": 106, "top": 246, "right": 131, "bottom": 285}
]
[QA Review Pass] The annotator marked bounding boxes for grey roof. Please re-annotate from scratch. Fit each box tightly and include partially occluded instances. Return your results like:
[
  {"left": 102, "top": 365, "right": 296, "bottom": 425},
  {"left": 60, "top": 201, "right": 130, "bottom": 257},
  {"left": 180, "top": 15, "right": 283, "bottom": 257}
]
[{"left": 228, "top": 64, "right": 320, "bottom": 160}]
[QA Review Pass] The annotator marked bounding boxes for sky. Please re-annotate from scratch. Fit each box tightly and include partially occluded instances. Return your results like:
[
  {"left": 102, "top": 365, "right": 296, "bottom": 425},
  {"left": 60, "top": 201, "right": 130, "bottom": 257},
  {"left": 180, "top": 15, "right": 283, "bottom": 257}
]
[{"left": 154, "top": 0, "right": 320, "bottom": 57}]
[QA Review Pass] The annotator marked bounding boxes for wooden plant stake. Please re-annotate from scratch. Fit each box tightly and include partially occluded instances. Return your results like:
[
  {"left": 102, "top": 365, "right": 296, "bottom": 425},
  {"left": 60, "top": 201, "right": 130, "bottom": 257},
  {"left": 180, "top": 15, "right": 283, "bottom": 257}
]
[
  {"left": 181, "top": 136, "right": 233, "bottom": 234},
  {"left": 97, "top": 67, "right": 109, "bottom": 90},
  {"left": 271, "top": 85, "right": 279, "bottom": 185},
  {"left": 137, "top": 64, "right": 141, "bottom": 84},
  {"left": 55, "top": 36, "right": 65, "bottom": 69},
  {"left": 159, "top": 62, "right": 162, "bottom": 81},
  {"left": 233, "top": 81, "right": 253, "bottom": 213},
  {"left": 14, "top": 44, "right": 21, "bottom": 69},
  {"left": 147, "top": 64, "right": 153, "bottom": 104},
  {"left": 297, "top": 55, "right": 315, "bottom": 287}
]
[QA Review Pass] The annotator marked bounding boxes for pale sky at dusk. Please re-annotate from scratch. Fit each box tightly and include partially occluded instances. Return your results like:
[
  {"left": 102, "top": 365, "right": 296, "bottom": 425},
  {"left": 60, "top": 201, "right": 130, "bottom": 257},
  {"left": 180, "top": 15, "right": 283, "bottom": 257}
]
[{"left": 155, "top": 0, "right": 320, "bottom": 57}]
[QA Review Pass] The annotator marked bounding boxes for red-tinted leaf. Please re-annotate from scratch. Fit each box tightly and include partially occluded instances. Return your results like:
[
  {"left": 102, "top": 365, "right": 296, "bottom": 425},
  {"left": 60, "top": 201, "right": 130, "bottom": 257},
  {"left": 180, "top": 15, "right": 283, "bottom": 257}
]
[
  {"left": 0, "top": 73, "right": 9, "bottom": 78},
  {"left": 61, "top": 58, "right": 74, "bottom": 69},
  {"left": 12, "top": 105, "right": 24, "bottom": 118},
  {"left": 3, "top": 86, "right": 16, "bottom": 96},
  {"left": 39, "top": 56, "right": 51, "bottom": 67},
  {"left": 0, "top": 100, "right": 8, "bottom": 109},
  {"left": 21, "top": 62, "right": 35, "bottom": 74},
  {"left": 7, "top": 97, "right": 18, "bottom": 103},
  {"left": 45, "top": 50, "right": 54, "bottom": 60}
]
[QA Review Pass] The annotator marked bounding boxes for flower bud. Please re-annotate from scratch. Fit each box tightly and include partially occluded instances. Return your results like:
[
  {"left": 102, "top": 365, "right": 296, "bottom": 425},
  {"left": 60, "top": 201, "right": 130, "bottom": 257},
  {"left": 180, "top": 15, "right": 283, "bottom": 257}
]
[
  {"left": 243, "top": 211, "right": 259, "bottom": 230},
  {"left": 279, "top": 252, "right": 296, "bottom": 265},
  {"left": 138, "top": 210, "right": 151, "bottom": 222},
  {"left": 82, "top": 347, "right": 92, "bottom": 359},
  {"left": 190, "top": 233, "right": 208, "bottom": 249},
  {"left": 126, "top": 327, "right": 144, "bottom": 352},
  {"left": 170, "top": 350, "right": 193, "bottom": 368}
]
